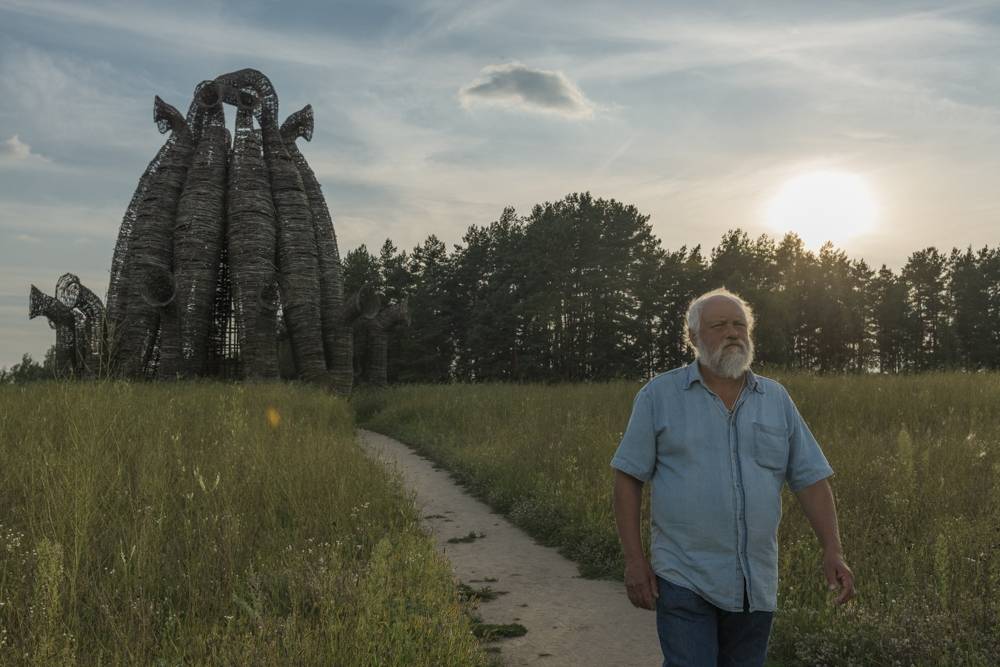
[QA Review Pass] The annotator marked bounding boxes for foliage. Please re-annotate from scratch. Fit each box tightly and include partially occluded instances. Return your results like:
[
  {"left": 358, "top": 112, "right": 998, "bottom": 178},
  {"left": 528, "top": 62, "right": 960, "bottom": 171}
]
[
  {"left": 344, "top": 192, "right": 1000, "bottom": 384},
  {"left": 359, "top": 375, "right": 1000, "bottom": 665},
  {"left": 0, "top": 352, "right": 55, "bottom": 384},
  {"left": 0, "top": 382, "right": 487, "bottom": 666}
]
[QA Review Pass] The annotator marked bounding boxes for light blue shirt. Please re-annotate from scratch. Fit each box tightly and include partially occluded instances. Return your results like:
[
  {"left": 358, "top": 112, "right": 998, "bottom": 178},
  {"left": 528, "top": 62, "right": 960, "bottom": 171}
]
[{"left": 610, "top": 361, "right": 833, "bottom": 612}]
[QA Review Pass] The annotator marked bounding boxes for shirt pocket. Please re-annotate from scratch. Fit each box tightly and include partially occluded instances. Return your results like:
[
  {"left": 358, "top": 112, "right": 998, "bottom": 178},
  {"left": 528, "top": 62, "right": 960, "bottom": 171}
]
[{"left": 752, "top": 421, "right": 789, "bottom": 471}]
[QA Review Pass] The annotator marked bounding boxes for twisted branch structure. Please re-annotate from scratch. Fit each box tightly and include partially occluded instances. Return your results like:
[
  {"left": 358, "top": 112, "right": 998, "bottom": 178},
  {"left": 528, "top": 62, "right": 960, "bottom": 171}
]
[
  {"left": 338, "top": 285, "right": 381, "bottom": 326},
  {"left": 113, "top": 96, "right": 194, "bottom": 377},
  {"left": 338, "top": 285, "right": 381, "bottom": 385},
  {"left": 35, "top": 70, "right": 389, "bottom": 392},
  {"left": 227, "top": 89, "right": 279, "bottom": 379},
  {"left": 105, "top": 97, "right": 191, "bottom": 329},
  {"left": 281, "top": 105, "right": 349, "bottom": 392},
  {"left": 29, "top": 285, "right": 78, "bottom": 377},
  {"left": 55, "top": 273, "right": 105, "bottom": 377},
  {"left": 159, "top": 82, "right": 230, "bottom": 379},
  {"left": 365, "top": 300, "right": 410, "bottom": 387},
  {"left": 213, "top": 68, "right": 328, "bottom": 383}
]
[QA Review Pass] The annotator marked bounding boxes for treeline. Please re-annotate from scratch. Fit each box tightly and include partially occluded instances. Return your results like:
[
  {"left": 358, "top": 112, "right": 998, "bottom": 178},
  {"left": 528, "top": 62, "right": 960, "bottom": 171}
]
[
  {"left": 0, "top": 353, "right": 53, "bottom": 384},
  {"left": 345, "top": 192, "right": 1000, "bottom": 383}
]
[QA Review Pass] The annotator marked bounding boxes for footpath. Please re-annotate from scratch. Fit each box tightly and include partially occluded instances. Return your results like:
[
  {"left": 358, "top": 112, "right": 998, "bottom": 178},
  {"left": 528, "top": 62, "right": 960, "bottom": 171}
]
[{"left": 358, "top": 429, "right": 662, "bottom": 667}]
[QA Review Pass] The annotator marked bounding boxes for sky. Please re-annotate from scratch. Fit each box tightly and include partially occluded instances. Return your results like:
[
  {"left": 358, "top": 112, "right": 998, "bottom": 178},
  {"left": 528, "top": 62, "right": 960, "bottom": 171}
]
[{"left": 2, "top": 0, "right": 999, "bottom": 368}]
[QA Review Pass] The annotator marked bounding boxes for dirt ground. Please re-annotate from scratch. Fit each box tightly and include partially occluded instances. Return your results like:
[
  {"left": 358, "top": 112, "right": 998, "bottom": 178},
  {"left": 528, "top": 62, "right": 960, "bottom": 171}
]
[{"left": 358, "top": 429, "right": 663, "bottom": 667}]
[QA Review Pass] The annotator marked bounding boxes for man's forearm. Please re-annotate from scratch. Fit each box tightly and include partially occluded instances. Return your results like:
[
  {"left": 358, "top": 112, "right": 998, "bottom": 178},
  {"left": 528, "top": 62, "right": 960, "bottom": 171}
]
[
  {"left": 613, "top": 470, "right": 646, "bottom": 561},
  {"left": 794, "top": 478, "right": 843, "bottom": 554}
]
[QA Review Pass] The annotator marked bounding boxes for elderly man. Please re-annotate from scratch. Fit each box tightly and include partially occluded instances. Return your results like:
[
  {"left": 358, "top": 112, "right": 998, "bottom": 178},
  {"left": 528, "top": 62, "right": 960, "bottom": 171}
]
[{"left": 611, "top": 288, "right": 855, "bottom": 666}]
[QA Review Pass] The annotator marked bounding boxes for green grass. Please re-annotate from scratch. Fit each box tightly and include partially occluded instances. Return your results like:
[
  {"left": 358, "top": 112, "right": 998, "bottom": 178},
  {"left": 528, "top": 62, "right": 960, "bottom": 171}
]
[
  {"left": 0, "top": 381, "right": 489, "bottom": 666},
  {"left": 470, "top": 619, "right": 527, "bottom": 641},
  {"left": 457, "top": 583, "right": 507, "bottom": 603},
  {"left": 356, "top": 373, "right": 1000, "bottom": 666}
]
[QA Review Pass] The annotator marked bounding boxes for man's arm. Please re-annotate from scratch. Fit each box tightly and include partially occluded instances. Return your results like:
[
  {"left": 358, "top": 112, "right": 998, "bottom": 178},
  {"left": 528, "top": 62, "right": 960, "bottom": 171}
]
[
  {"left": 794, "top": 477, "right": 856, "bottom": 605},
  {"left": 613, "top": 469, "right": 658, "bottom": 610}
]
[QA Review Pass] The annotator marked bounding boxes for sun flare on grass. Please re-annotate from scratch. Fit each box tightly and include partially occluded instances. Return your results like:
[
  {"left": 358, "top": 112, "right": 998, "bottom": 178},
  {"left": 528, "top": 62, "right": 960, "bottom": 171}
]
[{"left": 765, "top": 170, "right": 879, "bottom": 249}]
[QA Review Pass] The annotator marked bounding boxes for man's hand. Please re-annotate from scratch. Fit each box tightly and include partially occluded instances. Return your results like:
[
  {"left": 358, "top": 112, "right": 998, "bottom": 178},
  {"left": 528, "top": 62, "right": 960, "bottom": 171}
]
[
  {"left": 823, "top": 550, "right": 856, "bottom": 605},
  {"left": 613, "top": 470, "right": 659, "bottom": 610},
  {"left": 624, "top": 556, "right": 659, "bottom": 610},
  {"left": 794, "top": 479, "right": 856, "bottom": 605}
]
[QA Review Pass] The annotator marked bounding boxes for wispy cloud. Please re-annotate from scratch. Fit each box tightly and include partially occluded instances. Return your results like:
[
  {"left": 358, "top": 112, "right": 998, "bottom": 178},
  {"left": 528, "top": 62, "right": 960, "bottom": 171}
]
[
  {"left": 567, "top": 9, "right": 998, "bottom": 121},
  {"left": 14, "top": 233, "right": 41, "bottom": 243},
  {"left": 565, "top": 8, "right": 987, "bottom": 78},
  {"left": 460, "top": 62, "right": 595, "bottom": 119},
  {"left": 0, "top": 0, "right": 372, "bottom": 70},
  {"left": 0, "top": 134, "right": 48, "bottom": 163},
  {"left": 0, "top": 45, "right": 154, "bottom": 159}
]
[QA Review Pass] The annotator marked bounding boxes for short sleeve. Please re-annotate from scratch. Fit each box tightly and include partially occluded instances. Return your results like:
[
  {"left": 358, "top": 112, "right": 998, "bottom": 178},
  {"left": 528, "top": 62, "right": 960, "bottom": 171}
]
[
  {"left": 783, "top": 390, "right": 834, "bottom": 492},
  {"left": 610, "top": 387, "right": 658, "bottom": 482}
]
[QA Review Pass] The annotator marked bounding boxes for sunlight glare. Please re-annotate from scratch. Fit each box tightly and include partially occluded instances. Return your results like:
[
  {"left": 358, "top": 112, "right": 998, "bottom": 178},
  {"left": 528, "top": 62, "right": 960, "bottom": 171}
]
[{"left": 765, "top": 171, "right": 878, "bottom": 249}]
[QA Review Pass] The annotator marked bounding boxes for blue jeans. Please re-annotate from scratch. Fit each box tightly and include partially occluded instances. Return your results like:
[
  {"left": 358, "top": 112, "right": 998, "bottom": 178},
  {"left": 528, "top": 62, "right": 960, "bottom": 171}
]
[{"left": 656, "top": 576, "right": 773, "bottom": 667}]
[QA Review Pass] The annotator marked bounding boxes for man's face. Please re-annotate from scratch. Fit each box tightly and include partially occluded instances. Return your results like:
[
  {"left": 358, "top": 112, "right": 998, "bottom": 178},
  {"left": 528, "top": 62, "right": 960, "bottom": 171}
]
[{"left": 691, "top": 296, "right": 754, "bottom": 379}]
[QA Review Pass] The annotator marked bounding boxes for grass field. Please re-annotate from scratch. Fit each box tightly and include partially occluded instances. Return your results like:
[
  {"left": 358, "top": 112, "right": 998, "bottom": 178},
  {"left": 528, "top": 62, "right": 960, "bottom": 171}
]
[
  {"left": 0, "top": 382, "right": 489, "bottom": 666},
  {"left": 357, "top": 372, "right": 1000, "bottom": 666}
]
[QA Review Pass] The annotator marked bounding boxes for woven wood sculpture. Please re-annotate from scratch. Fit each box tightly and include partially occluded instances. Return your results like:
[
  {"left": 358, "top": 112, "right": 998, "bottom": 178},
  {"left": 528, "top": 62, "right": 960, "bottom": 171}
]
[
  {"left": 55, "top": 273, "right": 106, "bottom": 377},
  {"left": 158, "top": 81, "right": 231, "bottom": 379},
  {"left": 364, "top": 300, "right": 411, "bottom": 387},
  {"left": 228, "top": 88, "right": 279, "bottom": 380},
  {"left": 341, "top": 285, "right": 383, "bottom": 348},
  {"left": 28, "top": 284, "right": 79, "bottom": 377},
  {"left": 35, "top": 70, "right": 381, "bottom": 392}
]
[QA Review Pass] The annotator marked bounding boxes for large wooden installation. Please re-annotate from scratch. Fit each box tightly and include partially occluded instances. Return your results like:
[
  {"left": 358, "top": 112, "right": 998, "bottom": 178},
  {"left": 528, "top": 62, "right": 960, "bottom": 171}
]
[
  {"left": 27, "top": 273, "right": 107, "bottom": 378},
  {"left": 364, "top": 300, "right": 411, "bottom": 387},
  {"left": 32, "top": 70, "right": 389, "bottom": 393}
]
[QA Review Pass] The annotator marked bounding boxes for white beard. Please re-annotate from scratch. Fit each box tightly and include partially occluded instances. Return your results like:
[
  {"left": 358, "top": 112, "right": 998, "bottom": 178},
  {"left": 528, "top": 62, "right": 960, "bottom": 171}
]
[{"left": 697, "top": 338, "right": 754, "bottom": 379}]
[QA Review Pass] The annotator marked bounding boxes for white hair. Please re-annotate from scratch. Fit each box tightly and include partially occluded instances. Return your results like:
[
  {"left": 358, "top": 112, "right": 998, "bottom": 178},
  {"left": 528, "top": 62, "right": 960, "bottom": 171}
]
[{"left": 683, "top": 288, "right": 755, "bottom": 353}]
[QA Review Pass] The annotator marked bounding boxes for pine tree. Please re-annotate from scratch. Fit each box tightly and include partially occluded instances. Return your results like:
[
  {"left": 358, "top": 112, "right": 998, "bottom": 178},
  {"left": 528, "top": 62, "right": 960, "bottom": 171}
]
[
  {"left": 901, "top": 248, "right": 951, "bottom": 370},
  {"left": 872, "top": 266, "right": 908, "bottom": 373},
  {"left": 395, "top": 235, "right": 455, "bottom": 382}
]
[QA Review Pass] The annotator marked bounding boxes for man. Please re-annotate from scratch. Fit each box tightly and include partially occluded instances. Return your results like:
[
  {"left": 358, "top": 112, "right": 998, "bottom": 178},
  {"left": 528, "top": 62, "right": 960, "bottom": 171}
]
[{"left": 611, "top": 288, "right": 855, "bottom": 666}]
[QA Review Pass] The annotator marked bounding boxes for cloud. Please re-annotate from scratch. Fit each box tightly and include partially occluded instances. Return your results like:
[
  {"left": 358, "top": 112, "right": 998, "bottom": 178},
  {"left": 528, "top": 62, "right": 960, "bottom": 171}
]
[
  {"left": 0, "top": 45, "right": 159, "bottom": 166},
  {"left": 0, "top": 135, "right": 31, "bottom": 159},
  {"left": 460, "top": 62, "right": 595, "bottom": 118},
  {"left": 14, "top": 233, "right": 41, "bottom": 243},
  {"left": 0, "top": 134, "right": 48, "bottom": 162},
  {"left": 0, "top": 0, "right": 371, "bottom": 71}
]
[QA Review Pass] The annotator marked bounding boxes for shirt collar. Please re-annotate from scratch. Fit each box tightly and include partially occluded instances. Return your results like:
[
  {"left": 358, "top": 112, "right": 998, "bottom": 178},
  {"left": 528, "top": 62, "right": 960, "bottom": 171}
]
[{"left": 684, "top": 360, "right": 765, "bottom": 394}]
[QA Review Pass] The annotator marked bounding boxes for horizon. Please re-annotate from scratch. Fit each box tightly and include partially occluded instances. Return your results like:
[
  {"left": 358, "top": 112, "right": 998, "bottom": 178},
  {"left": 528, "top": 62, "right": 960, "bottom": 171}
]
[{"left": 3, "top": 0, "right": 1000, "bottom": 369}]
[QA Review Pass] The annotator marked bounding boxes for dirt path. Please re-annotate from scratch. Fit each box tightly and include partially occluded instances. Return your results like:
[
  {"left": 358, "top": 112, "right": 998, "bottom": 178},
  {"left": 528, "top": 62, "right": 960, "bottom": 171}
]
[{"left": 358, "top": 429, "right": 662, "bottom": 667}]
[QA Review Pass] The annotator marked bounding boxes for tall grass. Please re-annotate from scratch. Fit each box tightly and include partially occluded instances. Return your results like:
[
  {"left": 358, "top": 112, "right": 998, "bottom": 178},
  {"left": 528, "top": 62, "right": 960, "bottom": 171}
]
[
  {"left": 357, "top": 373, "right": 1000, "bottom": 665},
  {"left": 0, "top": 382, "right": 488, "bottom": 666}
]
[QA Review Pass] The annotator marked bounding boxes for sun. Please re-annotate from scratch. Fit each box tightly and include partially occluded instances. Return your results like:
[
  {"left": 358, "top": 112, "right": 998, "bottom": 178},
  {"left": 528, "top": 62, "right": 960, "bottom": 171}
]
[{"left": 764, "top": 171, "right": 878, "bottom": 249}]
